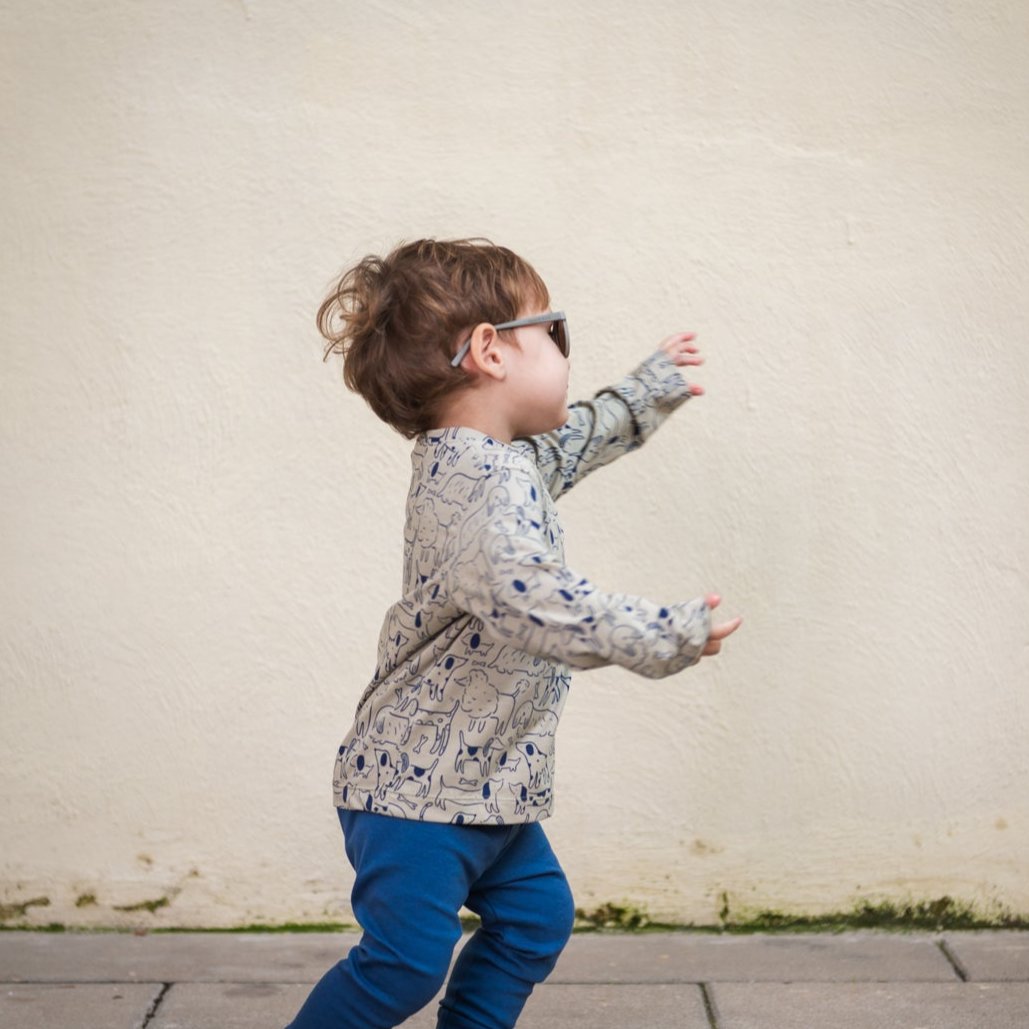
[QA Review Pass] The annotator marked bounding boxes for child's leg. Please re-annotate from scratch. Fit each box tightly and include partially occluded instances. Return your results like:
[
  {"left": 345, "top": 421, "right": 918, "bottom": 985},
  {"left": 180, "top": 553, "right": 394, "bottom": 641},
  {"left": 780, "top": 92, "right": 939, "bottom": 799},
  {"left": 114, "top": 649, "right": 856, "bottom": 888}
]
[
  {"left": 436, "top": 823, "right": 575, "bottom": 1029},
  {"left": 286, "top": 810, "right": 535, "bottom": 1029}
]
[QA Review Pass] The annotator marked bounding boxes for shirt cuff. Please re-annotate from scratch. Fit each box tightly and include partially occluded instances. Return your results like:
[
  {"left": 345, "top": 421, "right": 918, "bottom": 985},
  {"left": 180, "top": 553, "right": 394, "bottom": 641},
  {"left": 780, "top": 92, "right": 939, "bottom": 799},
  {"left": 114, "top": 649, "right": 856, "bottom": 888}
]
[{"left": 603, "top": 349, "right": 694, "bottom": 444}]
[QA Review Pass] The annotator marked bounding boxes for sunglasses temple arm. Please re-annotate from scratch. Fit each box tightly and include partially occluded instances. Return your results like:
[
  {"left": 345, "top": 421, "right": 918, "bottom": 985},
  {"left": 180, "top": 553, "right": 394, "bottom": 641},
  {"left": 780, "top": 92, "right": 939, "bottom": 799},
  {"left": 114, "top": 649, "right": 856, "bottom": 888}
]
[{"left": 450, "top": 338, "right": 472, "bottom": 367}]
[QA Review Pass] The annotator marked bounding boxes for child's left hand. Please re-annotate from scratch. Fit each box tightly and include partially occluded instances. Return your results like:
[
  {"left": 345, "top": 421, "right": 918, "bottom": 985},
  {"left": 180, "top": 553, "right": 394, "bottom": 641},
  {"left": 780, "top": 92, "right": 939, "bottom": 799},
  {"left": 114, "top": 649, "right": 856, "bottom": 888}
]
[{"left": 659, "top": 332, "right": 705, "bottom": 395}]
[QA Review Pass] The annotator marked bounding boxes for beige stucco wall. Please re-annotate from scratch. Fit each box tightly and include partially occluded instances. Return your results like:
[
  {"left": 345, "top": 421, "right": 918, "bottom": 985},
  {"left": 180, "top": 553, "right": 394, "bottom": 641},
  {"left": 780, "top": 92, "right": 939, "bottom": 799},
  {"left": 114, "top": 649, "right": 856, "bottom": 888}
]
[{"left": 2, "top": 0, "right": 1027, "bottom": 929}]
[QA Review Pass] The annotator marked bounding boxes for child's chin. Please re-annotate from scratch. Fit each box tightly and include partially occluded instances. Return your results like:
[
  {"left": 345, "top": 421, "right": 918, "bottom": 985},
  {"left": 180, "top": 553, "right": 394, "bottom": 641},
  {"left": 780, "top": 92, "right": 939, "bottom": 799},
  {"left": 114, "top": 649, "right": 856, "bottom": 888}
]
[
  {"left": 520, "top": 407, "right": 569, "bottom": 436},
  {"left": 545, "top": 404, "right": 569, "bottom": 429}
]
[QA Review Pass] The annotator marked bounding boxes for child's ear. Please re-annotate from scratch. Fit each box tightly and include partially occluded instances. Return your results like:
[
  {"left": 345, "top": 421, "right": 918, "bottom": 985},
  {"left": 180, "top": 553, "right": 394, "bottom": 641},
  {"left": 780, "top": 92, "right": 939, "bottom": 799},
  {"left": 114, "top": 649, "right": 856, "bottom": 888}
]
[{"left": 469, "top": 323, "right": 507, "bottom": 380}]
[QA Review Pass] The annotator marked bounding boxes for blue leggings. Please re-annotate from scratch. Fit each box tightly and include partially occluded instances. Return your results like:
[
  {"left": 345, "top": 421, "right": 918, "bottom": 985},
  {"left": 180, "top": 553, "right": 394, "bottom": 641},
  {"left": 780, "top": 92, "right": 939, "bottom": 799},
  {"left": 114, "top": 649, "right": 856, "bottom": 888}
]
[{"left": 286, "top": 809, "right": 575, "bottom": 1029}]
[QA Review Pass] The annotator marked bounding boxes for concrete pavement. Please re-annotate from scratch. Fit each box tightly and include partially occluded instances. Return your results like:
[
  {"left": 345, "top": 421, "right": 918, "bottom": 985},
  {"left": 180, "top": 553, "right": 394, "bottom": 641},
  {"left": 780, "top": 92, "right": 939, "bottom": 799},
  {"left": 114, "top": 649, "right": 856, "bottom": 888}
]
[{"left": 1, "top": 929, "right": 1028, "bottom": 1027}]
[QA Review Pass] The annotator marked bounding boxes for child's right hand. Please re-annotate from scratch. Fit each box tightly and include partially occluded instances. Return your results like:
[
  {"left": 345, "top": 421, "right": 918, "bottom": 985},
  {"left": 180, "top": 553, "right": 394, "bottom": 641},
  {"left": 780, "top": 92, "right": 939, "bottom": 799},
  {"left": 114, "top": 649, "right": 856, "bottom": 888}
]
[
  {"left": 702, "top": 594, "right": 742, "bottom": 656},
  {"left": 658, "top": 331, "right": 705, "bottom": 395}
]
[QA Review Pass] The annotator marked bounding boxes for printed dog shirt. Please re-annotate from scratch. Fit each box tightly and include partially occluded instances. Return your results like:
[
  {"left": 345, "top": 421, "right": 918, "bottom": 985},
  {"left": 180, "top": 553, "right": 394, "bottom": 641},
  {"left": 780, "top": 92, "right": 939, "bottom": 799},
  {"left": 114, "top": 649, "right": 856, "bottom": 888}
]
[{"left": 333, "top": 350, "right": 711, "bottom": 823}]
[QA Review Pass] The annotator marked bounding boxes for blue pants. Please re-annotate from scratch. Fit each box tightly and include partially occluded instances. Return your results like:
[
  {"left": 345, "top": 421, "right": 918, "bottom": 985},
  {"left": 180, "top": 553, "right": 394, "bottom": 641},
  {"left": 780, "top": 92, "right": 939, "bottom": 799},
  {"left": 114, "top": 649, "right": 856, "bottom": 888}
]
[{"left": 286, "top": 809, "right": 575, "bottom": 1029}]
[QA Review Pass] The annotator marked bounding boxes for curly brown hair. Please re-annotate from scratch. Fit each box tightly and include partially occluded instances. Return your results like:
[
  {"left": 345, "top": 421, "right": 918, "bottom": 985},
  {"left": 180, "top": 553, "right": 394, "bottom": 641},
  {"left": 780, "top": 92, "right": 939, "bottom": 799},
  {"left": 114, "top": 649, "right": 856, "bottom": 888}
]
[{"left": 317, "top": 238, "right": 550, "bottom": 438}]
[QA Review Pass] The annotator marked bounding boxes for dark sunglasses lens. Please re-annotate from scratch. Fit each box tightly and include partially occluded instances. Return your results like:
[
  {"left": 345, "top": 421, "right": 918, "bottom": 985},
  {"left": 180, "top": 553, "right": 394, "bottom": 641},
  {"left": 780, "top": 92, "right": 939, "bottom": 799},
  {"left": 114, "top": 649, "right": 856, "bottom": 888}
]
[{"left": 555, "top": 319, "right": 569, "bottom": 358}]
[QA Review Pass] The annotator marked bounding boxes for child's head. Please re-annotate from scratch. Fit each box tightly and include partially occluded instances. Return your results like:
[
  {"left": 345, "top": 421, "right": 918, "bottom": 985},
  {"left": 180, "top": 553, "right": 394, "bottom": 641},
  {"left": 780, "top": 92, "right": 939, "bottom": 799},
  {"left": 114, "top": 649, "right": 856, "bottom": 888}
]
[{"left": 318, "top": 238, "right": 551, "bottom": 438}]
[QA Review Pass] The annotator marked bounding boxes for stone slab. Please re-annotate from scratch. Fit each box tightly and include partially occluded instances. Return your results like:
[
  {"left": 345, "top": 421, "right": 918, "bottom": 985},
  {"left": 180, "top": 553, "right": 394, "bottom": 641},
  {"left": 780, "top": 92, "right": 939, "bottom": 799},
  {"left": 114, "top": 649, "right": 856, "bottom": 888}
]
[
  {"left": 147, "top": 983, "right": 457, "bottom": 1029},
  {"left": 711, "top": 982, "right": 1029, "bottom": 1029},
  {"left": 549, "top": 932, "right": 958, "bottom": 983},
  {"left": 0, "top": 982, "right": 163, "bottom": 1029},
  {"left": 151, "top": 982, "right": 313, "bottom": 1029},
  {"left": 514, "top": 984, "right": 710, "bottom": 1028},
  {"left": 403, "top": 985, "right": 711, "bottom": 1029},
  {"left": 151, "top": 983, "right": 709, "bottom": 1029},
  {"left": 0, "top": 931, "right": 362, "bottom": 984},
  {"left": 942, "top": 931, "right": 1029, "bottom": 982}
]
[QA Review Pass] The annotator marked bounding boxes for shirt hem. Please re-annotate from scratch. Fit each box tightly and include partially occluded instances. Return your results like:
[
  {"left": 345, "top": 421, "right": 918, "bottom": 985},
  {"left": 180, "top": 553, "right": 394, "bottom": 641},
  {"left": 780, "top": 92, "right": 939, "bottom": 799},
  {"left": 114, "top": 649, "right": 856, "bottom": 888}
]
[{"left": 332, "top": 792, "right": 553, "bottom": 825}]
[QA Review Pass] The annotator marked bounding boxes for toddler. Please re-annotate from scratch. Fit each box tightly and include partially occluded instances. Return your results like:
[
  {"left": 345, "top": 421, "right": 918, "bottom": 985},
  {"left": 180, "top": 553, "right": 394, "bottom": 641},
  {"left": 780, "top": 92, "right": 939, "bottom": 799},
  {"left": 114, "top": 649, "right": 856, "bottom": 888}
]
[{"left": 287, "top": 238, "right": 741, "bottom": 1029}]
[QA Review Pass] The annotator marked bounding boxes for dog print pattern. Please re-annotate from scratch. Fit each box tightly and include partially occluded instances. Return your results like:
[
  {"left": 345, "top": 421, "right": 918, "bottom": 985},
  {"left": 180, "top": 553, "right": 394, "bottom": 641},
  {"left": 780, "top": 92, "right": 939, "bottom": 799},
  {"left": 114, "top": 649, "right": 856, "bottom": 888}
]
[{"left": 334, "top": 350, "right": 711, "bottom": 823}]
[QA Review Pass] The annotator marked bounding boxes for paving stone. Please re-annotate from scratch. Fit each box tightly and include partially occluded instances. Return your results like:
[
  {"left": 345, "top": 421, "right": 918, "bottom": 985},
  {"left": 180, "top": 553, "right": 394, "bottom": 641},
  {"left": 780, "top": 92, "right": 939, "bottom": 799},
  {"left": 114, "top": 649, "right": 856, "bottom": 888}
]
[
  {"left": 515, "top": 983, "right": 710, "bottom": 1028},
  {"left": 711, "top": 982, "right": 1029, "bottom": 1029},
  {"left": 0, "top": 982, "right": 162, "bottom": 1029},
  {"left": 149, "top": 983, "right": 446, "bottom": 1029},
  {"left": 549, "top": 931, "right": 957, "bottom": 983},
  {"left": 151, "top": 982, "right": 709, "bottom": 1029},
  {"left": 0, "top": 931, "right": 362, "bottom": 984},
  {"left": 151, "top": 982, "right": 313, "bottom": 1029},
  {"left": 943, "top": 931, "right": 1029, "bottom": 982},
  {"left": 401, "top": 985, "right": 709, "bottom": 1029}
]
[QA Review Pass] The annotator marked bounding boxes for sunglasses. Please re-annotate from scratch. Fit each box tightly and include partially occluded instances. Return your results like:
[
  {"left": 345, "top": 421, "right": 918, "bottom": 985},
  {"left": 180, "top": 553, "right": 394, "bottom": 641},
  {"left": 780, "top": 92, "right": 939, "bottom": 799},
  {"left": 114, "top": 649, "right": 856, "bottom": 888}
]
[{"left": 450, "top": 311, "right": 569, "bottom": 367}]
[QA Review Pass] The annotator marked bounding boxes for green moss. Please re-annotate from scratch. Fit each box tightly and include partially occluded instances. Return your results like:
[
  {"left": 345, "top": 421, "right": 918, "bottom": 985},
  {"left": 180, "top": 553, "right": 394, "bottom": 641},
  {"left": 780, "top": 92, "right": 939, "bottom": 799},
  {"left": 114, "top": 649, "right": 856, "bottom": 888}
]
[
  {"left": 571, "top": 894, "right": 1029, "bottom": 935},
  {"left": 0, "top": 921, "right": 67, "bottom": 932},
  {"left": 2, "top": 892, "right": 1026, "bottom": 934},
  {"left": 714, "top": 895, "right": 1029, "bottom": 934},
  {"left": 574, "top": 903, "right": 679, "bottom": 933},
  {"left": 153, "top": 921, "right": 357, "bottom": 933}
]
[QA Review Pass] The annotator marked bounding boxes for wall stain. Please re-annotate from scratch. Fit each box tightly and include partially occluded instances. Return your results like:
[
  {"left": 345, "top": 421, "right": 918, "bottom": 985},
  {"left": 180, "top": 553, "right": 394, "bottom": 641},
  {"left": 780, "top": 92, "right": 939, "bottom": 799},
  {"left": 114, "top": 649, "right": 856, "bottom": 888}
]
[
  {"left": 112, "top": 896, "right": 171, "bottom": 914},
  {"left": 690, "top": 839, "right": 724, "bottom": 856},
  {"left": 0, "top": 897, "right": 50, "bottom": 922},
  {"left": 574, "top": 903, "right": 664, "bottom": 931}
]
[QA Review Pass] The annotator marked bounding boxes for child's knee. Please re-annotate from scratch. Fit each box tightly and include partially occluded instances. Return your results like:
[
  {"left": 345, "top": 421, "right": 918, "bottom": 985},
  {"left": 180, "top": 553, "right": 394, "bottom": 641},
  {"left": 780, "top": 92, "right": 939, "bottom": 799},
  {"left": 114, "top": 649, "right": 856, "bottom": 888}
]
[
  {"left": 525, "top": 875, "right": 575, "bottom": 969},
  {"left": 546, "top": 876, "right": 576, "bottom": 951}
]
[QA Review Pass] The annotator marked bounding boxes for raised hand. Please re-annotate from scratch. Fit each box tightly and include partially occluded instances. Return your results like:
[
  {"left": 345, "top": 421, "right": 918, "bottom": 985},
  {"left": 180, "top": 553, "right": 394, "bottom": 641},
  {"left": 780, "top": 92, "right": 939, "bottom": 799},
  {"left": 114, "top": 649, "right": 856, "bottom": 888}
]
[
  {"left": 658, "top": 331, "right": 705, "bottom": 395},
  {"left": 702, "top": 594, "right": 742, "bottom": 657}
]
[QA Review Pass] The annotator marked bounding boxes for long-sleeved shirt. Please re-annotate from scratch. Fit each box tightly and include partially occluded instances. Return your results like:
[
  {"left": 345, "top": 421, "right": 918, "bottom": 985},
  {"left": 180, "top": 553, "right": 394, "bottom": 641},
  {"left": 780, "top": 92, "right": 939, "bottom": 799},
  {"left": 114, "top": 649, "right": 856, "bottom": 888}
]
[{"left": 333, "top": 349, "right": 711, "bottom": 824}]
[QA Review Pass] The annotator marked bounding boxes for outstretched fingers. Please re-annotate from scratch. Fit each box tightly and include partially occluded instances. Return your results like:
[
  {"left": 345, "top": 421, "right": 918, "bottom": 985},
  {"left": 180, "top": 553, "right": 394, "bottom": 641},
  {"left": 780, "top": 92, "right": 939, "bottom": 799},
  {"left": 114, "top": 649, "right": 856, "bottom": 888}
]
[
  {"left": 659, "top": 331, "right": 702, "bottom": 362},
  {"left": 709, "top": 617, "right": 743, "bottom": 642},
  {"left": 701, "top": 595, "right": 741, "bottom": 657},
  {"left": 659, "top": 331, "right": 705, "bottom": 393}
]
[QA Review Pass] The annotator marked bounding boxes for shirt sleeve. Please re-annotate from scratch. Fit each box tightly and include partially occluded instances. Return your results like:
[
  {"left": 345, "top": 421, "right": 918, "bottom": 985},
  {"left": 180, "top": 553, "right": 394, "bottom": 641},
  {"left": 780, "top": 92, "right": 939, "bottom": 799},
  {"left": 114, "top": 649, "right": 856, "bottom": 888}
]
[
  {"left": 442, "top": 458, "right": 711, "bottom": 679},
  {"left": 516, "top": 348, "right": 694, "bottom": 501}
]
